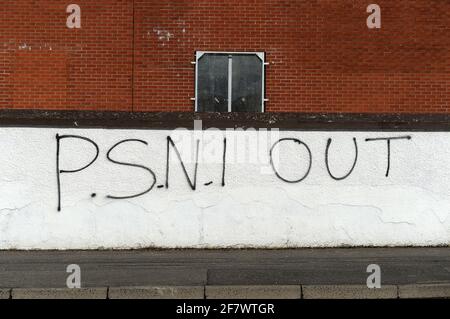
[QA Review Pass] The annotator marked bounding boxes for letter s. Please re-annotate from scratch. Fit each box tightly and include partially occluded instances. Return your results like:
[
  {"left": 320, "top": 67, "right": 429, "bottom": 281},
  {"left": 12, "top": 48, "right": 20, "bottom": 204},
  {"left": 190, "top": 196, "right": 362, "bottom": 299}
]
[{"left": 106, "top": 139, "right": 156, "bottom": 199}]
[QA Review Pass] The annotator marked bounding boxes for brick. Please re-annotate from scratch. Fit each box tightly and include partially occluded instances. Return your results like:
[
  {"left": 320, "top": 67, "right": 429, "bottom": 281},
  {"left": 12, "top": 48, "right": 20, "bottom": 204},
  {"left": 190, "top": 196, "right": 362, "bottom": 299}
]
[
  {"left": 205, "top": 285, "right": 301, "bottom": 299},
  {"left": 302, "top": 285, "right": 398, "bottom": 299},
  {"left": 398, "top": 284, "right": 450, "bottom": 299},
  {"left": 11, "top": 288, "right": 107, "bottom": 299},
  {"left": 108, "top": 286, "right": 204, "bottom": 299}
]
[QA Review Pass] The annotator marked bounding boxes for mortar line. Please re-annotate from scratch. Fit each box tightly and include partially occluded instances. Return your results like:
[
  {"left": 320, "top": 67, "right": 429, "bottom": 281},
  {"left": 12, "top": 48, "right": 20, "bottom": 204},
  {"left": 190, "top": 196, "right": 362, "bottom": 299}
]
[{"left": 131, "top": 0, "right": 136, "bottom": 113}]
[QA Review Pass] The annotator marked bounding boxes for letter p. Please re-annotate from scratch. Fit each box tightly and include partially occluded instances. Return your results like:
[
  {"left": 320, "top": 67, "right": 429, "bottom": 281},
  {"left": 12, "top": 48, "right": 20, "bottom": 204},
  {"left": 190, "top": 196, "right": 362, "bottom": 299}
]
[{"left": 56, "top": 134, "right": 99, "bottom": 211}]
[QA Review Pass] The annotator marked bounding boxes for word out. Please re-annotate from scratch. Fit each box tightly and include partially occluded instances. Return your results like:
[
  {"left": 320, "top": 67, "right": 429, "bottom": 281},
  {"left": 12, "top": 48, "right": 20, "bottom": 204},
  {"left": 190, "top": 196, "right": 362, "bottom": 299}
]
[{"left": 269, "top": 135, "right": 411, "bottom": 183}]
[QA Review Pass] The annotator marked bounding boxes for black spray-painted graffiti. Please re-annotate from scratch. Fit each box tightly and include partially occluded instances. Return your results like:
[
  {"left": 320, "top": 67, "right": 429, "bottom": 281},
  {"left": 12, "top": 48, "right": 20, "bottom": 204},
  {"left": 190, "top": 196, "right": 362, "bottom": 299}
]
[
  {"left": 166, "top": 137, "right": 200, "bottom": 190},
  {"left": 106, "top": 139, "right": 157, "bottom": 200},
  {"left": 269, "top": 135, "right": 411, "bottom": 184},
  {"left": 56, "top": 134, "right": 411, "bottom": 211},
  {"left": 269, "top": 138, "right": 312, "bottom": 183},
  {"left": 56, "top": 135, "right": 226, "bottom": 212},
  {"left": 365, "top": 136, "right": 412, "bottom": 177},
  {"left": 325, "top": 137, "right": 358, "bottom": 181},
  {"left": 56, "top": 134, "right": 99, "bottom": 212}
]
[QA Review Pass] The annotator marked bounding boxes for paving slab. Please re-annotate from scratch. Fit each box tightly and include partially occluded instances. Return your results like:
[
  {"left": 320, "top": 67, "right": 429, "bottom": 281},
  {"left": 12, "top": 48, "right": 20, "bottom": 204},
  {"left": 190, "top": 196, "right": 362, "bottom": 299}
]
[
  {"left": 11, "top": 288, "right": 107, "bottom": 299},
  {"left": 109, "top": 286, "right": 204, "bottom": 299},
  {"left": 0, "top": 289, "right": 10, "bottom": 299},
  {"left": 302, "top": 285, "right": 398, "bottom": 299},
  {"left": 398, "top": 284, "right": 450, "bottom": 299},
  {"left": 206, "top": 285, "right": 301, "bottom": 299}
]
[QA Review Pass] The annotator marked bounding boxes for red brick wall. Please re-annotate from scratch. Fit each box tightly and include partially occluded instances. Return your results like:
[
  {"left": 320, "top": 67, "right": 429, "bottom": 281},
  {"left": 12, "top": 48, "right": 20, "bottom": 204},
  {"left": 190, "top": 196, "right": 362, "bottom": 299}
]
[
  {"left": 0, "top": 1, "right": 133, "bottom": 111},
  {"left": 1, "top": 0, "right": 449, "bottom": 113}
]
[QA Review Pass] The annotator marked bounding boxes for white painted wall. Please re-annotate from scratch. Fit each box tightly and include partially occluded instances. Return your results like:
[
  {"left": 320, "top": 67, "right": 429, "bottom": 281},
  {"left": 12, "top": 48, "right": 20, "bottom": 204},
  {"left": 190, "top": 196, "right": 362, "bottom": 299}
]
[{"left": 0, "top": 127, "right": 448, "bottom": 249}]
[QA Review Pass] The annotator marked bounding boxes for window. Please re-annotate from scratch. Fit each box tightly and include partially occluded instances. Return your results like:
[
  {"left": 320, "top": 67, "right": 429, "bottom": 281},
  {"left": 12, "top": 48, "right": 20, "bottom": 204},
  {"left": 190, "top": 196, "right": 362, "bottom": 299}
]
[{"left": 194, "top": 52, "right": 266, "bottom": 112}]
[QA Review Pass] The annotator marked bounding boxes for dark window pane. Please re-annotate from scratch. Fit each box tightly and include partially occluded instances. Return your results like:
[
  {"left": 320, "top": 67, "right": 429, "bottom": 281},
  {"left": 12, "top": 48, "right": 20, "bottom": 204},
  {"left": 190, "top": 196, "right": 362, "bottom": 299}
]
[
  {"left": 197, "top": 54, "right": 228, "bottom": 112},
  {"left": 231, "top": 55, "right": 263, "bottom": 112}
]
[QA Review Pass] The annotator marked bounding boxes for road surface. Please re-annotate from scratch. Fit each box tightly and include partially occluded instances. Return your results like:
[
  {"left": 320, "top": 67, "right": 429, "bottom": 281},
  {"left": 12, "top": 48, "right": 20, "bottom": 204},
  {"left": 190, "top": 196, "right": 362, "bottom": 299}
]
[{"left": 0, "top": 248, "right": 449, "bottom": 288}]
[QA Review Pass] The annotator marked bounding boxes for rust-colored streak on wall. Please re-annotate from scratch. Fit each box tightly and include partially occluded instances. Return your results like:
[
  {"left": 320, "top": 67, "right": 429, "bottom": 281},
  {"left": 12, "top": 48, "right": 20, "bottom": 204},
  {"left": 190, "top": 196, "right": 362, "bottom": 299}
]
[
  {"left": 1, "top": 1, "right": 450, "bottom": 113},
  {"left": 0, "top": 0, "right": 133, "bottom": 110}
]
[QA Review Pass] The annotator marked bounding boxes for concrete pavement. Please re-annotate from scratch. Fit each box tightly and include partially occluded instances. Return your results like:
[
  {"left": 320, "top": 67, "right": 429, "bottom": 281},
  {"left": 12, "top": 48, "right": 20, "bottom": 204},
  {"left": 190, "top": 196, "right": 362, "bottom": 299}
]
[{"left": 0, "top": 248, "right": 449, "bottom": 298}]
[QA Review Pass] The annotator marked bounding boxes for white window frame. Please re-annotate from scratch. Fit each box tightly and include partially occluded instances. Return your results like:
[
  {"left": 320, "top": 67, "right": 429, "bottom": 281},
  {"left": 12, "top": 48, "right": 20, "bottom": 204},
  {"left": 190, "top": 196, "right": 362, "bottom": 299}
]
[{"left": 194, "top": 51, "right": 266, "bottom": 112}]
